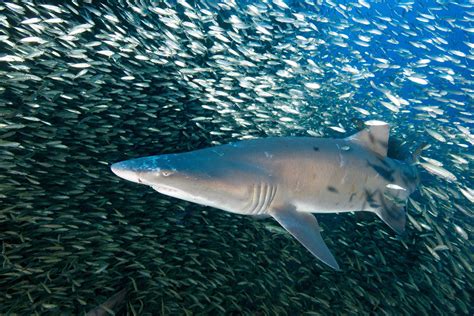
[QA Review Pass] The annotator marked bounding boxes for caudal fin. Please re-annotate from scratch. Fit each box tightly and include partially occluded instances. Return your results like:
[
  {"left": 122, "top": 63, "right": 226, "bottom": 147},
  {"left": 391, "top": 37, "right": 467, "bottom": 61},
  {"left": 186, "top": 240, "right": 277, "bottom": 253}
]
[{"left": 410, "top": 142, "right": 429, "bottom": 164}]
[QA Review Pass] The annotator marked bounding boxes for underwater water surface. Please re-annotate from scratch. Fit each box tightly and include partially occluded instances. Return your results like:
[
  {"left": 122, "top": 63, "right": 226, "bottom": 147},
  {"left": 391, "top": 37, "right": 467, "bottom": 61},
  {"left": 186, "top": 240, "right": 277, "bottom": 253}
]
[{"left": 0, "top": 0, "right": 472, "bottom": 315}]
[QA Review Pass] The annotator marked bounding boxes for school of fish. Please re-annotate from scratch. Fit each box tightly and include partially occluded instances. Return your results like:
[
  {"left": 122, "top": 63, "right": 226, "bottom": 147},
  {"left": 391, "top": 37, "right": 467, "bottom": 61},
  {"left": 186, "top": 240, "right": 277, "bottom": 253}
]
[{"left": 0, "top": 0, "right": 472, "bottom": 314}]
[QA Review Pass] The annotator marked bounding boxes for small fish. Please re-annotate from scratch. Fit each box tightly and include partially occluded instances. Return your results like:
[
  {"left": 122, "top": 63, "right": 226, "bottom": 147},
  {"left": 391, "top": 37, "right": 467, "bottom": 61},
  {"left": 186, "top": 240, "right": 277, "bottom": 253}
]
[{"left": 420, "top": 163, "right": 457, "bottom": 182}]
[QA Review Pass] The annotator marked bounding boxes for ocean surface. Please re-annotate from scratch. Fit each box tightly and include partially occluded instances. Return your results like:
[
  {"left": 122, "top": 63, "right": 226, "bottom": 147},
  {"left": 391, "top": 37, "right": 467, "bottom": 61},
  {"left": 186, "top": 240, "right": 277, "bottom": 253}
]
[{"left": 0, "top": 0, "right": 472, "bottom": 314}]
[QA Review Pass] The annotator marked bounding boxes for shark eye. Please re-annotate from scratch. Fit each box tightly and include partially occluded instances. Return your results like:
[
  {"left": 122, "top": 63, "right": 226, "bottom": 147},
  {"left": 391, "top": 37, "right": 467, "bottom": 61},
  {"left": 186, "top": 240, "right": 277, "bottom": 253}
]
[{"left": 161, "top": 170, "right": 173, "bottom": 177}]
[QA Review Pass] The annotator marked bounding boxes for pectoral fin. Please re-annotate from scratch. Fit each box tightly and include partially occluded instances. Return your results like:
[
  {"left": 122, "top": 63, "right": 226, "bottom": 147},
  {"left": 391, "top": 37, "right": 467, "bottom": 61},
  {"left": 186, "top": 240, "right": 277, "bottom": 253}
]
[{"left": 269, "top": 206, "right": 340, "bottom": 270}]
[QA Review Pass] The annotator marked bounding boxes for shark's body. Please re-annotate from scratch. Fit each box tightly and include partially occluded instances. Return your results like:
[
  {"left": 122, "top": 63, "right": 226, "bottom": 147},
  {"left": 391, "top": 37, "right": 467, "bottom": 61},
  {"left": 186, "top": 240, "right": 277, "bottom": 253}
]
[{"left": 111, "top": 121, "right": 419, "bottom": 270}]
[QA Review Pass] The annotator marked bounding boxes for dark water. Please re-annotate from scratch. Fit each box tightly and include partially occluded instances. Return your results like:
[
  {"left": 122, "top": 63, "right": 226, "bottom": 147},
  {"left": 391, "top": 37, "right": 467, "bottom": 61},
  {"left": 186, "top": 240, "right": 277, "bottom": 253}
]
[{"left": 0, "top": 0, "right": 472, "bottom": 315}]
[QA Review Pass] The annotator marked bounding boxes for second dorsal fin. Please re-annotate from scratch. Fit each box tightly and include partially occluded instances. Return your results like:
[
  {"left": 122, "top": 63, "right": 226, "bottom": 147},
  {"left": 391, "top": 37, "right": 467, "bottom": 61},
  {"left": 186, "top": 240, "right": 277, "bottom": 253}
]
[{"left": 347, "top": 120, "right": 390, "bottom": 157}]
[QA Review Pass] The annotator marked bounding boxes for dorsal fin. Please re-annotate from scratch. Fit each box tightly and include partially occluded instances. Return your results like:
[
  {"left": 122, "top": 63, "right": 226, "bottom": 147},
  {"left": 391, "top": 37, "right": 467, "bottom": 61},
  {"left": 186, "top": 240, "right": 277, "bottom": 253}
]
[{"left": 347, "top": 120, "right": 390, "bottom": 157}]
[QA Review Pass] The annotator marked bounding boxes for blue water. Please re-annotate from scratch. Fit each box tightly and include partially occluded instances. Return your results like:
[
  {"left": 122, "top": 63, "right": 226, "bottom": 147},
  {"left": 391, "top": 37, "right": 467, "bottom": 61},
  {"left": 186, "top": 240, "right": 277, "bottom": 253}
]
[{"left": 0, "top": 0, "right": 472, "bottom": 314}]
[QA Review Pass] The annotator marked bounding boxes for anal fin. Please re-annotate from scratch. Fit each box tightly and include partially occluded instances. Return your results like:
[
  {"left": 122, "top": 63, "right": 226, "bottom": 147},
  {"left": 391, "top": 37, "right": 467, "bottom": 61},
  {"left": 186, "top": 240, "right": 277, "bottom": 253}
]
[
  {"left": 269, "top": 206, "right": 340, "bottom": 270},
  {"left": 372, "top": 190, "right": 406, "bottom": 234}
]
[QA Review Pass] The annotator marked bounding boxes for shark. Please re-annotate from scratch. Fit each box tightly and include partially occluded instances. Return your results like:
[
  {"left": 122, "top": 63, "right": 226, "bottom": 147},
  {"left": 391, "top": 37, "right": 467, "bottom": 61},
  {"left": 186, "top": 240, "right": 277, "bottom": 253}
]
[{"left": 111, "top": 121, "right": 419, "bottom": 270}]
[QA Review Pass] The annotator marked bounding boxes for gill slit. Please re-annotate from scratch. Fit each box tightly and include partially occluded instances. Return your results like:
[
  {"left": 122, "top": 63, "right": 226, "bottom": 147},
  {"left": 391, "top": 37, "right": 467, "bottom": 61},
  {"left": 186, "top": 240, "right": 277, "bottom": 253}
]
[
  {"left": 254, "top": 182, "right": 266, "bottom": 215},
  {"left": 244, "top": 182, "right": 259, "bottom": 215},
  {"left": 242, "top": 182, "right": 277, "bottom": 215}
]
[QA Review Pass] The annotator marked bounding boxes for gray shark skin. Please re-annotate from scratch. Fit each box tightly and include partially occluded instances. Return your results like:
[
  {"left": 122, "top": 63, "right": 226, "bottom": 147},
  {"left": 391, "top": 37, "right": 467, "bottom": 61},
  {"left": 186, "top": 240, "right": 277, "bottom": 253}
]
[{"left": 111, "top": 121, "right": 419, "bottom": 270}]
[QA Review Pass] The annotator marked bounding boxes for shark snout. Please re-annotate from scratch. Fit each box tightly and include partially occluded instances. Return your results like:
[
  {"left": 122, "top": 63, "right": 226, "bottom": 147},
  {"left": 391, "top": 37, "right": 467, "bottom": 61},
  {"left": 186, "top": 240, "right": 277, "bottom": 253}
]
[
  {"left": 111, "top": 161, "right": 142, "bottom": 184},
  {"left": 111, "top": 156, "right": 166, "bottom": 184}
]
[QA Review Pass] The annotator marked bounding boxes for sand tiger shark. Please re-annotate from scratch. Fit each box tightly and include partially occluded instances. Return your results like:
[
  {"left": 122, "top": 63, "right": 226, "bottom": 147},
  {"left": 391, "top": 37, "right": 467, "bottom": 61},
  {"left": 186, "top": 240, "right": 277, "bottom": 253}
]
[{"left": 111, "top": 121, "right": 419, "bottom": 270}]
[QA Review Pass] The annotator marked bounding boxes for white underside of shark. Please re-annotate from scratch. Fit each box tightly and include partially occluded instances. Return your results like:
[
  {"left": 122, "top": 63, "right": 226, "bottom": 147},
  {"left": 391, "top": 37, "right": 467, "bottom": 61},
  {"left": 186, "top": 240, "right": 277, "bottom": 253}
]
[{"left": 111, "top": 121, "right": 419, "bottom": 270}]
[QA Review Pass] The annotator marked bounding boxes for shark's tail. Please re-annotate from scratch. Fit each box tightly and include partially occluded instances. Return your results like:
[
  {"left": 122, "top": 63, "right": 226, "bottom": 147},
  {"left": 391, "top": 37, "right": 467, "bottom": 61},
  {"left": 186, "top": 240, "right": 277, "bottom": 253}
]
[
  {"left": 372, "top": 139, "right": 425, "bottom": 234},
  {"left": 409, "top": 142, "right": 429, "bottom": 164},
  {"left": 371, "top": 153, "right": 422, "bottom": 235},
  {"left": 386, "top": 135, "right": 428, "bottom": 165},
  {"left": 387, "top": 137, "right": 411, "bottom": 161}
]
